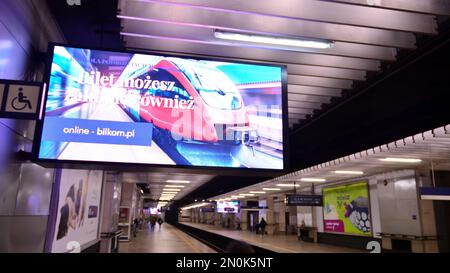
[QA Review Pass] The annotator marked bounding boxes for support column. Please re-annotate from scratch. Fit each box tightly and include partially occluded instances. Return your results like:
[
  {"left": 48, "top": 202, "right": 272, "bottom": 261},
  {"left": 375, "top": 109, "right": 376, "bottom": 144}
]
[
  {"left": 240, "top": 200, "right": 248, "bottom": 230},
  {"left": 265, "top": 197, "right": 275, "bottom": 235},
  {"left": 99, "top": 172, "right": 122, "bottom": 253}
]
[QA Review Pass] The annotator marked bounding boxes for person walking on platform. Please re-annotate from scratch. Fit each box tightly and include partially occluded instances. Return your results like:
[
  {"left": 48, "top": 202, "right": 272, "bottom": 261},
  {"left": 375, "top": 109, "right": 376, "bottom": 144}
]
[
  {"left": 150, "top": 217, "right": 156, "bottom": 231},
  {"left": 157, "top": 217, "right": 164, "bottom": 231},
  {"left": 133, "top": 218, "right": 139, "bottom": 237},
  {"left": 259, "top": 218, "right": 267, "bottom": 237}
]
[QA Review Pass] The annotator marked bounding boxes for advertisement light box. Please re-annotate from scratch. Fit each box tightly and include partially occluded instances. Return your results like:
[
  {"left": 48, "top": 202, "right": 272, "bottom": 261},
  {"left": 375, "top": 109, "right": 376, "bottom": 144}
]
[
  {"left": 216, "top": 201, "right": 239, "bottom": 213},
  {"left": 35, "top": 45, "right": 287, "bottom": 171},
  {"left": 322, "top": 182, "right": 372, "bottom": 236}
]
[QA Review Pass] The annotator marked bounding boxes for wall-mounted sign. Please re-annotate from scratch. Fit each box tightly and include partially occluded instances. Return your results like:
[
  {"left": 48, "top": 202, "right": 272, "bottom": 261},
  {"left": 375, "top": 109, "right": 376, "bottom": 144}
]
[
  {"left": 49, "top": 169, "right": 103, "bottom": 253},
  {"left": 420, "top": 187, "right": 450, "bottom": 201},
  {"left": 0, "top": 79, "right": 43, "bottom": 119},
  {"left": 286, "top": 194, "right": 323, "bottom": 206},
  {"left": 323, "top": 181, "right": 372, "bottom": 236}
]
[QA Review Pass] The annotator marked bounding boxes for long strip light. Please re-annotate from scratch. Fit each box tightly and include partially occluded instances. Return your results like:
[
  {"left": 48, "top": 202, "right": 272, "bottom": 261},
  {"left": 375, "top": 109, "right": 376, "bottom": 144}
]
[
  {"left": 181, "top": 203, "right": 210, "bottom": 210},
  {"left": 239, "top": 193, "right": 255, "bottom": 196},
  {"left": 334, "top": 170, "right": 364, "bottom": 175},
  {"left": 263, "top": 188, "right": 281, "bottom": 191},
  {"left": 163, "top": 188, "right": 180, "bottom": 192},
  {"left": 165, "top": 185, "right": 185, "bottom": 188},
  {"left": 277, "top": 184, "right": 298, "bottom": 187},
  {"left": 166, "top": 180, "right": 190, "bottom": 183},
  {"left": 300, "top": 178, "right": 326, "bottom": 182},
  {"left": 379, "top": 158, "right": 422, "bottom": 163},
  {"left": 250, "top": 191, "right": 266, "bottom": 194},
  {"left": 214, "top": 30, "right": 334, "bottom": 49}
]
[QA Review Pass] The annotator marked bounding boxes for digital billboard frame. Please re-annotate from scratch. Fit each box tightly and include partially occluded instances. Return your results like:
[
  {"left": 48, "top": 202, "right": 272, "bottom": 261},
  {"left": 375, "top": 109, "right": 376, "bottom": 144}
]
[{"left": 32, "top": 43, "right": 289, "bottom": 176}]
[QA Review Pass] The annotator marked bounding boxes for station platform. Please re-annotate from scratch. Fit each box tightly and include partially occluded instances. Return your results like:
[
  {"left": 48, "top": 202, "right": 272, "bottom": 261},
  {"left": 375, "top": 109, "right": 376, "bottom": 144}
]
[
  {"left": 119, "top": 223, "right": 216, "bottom": 253},
  {"left": 181, "top": 222, "right": 364, "bottom": 253}
]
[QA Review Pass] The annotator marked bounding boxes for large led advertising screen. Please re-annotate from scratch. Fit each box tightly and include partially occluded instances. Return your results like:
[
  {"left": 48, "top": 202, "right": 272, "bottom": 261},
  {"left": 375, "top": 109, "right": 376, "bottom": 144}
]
[
  {"left": 323, "top": 182, "right": 372, "bottom": 236},
  {"left": 36, "top": 45, "right": 286, "bottom": 170}
]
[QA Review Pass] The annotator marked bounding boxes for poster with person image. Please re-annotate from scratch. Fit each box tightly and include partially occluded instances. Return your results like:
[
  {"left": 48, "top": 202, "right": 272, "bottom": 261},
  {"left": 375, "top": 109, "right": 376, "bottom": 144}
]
[
  {"left": 51, "top": 169, "right": 103, "bottom": 252},
  {"left": 322, "top": 182, "right": 372, "bottom": 236}
]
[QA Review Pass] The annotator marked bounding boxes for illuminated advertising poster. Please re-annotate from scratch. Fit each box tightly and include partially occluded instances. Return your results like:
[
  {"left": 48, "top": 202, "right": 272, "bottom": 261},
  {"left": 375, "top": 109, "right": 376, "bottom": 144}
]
[
  {"left": 216, "top": 201, "right": 239, "bottom": 213},
  {"left": 37, "top": 45, "right": 285, "bottom": 170},
  {"left": 51, "top": 169, "right": 103, "bottom": 252},
  {"left": 323, "top": 182, "right": 372, "bottom": 236}
]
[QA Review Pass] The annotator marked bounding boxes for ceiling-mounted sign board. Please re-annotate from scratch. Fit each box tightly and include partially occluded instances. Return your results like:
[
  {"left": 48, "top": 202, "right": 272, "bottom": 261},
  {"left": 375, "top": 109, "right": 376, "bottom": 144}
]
[
  {"left": 0, "top": 79, "right": 44, "bottom": 120},
  {"left": 420, "top": 187, "right": 450, "bottom": 201},
  {"left": 286, "top": 194, "right": 323, "bottom": 206}
]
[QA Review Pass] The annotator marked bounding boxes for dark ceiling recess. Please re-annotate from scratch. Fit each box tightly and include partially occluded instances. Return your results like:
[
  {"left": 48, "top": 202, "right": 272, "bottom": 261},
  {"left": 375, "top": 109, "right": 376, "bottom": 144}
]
[
  {"left": 46, "top": 0, "right": 123, "bottom": 49},
  {"left": 289, "top": 19, "right": 450, "bottom": 171}
]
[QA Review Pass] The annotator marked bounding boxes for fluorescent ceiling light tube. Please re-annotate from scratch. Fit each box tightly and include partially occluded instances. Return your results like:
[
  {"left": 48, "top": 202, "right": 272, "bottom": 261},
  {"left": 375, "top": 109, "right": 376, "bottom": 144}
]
[
  {"left": 300, "top": 178, "right": 326, "bottom": 182},
  {"left": 214, "top": 30, "right": 333, "bottom": 49},
  {"left": 263, "top": 188, "right": 281, "bottom": 191},
  {"left": 165, "top": 185, "right": 185, "bottom": 188},
  {"left": 239, "top": 193, "right": 255, "bottom": 196},
  {"left": 231, "top": 196, "right": 244, "bottom": 199},
  {"left": 163, "top": 188, "right": 180, "bottom": 191},
  {"left": 166, "top": 180, "right": 190, "bottom": 183},
  {"left": 334, "top": 170, "right": 364, "bottom": 175},
  {"left": 181, "top": 203, "right": 209, "bottom": 210},
  {"left": 379, "top": 158, "right": 422, "bottom": 163},
  {"left": 250, "top": 191, "right": 266, "bottom": 194},
  {"left": 276, "top": 184, "right": 298, "bottom": 187}
]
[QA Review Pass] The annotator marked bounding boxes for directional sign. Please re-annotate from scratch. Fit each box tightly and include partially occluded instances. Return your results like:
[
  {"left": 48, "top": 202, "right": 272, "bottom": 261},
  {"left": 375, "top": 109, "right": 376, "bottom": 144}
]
[
  {"left": 0, "top": 79, "right": 43, "bottom": 119},
  {"left": 286, "top": 194, "right": 323, "bottom": 206}
]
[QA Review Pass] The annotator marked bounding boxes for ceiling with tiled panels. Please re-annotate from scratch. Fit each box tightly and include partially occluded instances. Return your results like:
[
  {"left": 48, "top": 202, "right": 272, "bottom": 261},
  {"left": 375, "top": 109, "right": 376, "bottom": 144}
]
[
  {"left": 211, "top": 123, "right": 450, "bottom": 201},
  {"left": 116, "top": 0, "right": 449, "bottom": 130},
  {"left": 122, "top": 172, "right": 214, "bottom": 205}
]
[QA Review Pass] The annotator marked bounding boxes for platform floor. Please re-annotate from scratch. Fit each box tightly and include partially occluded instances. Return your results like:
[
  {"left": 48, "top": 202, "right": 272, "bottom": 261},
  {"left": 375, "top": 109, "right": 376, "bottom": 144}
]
[
  {"left": 119, "top": 223, "right": 216, "bottom": 253},
  {"left": 181, "top": 222, "right": 364, "bottom": 253}
]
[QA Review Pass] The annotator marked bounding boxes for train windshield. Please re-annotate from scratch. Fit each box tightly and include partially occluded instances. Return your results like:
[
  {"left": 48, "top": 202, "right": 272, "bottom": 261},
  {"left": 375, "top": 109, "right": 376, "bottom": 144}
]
[{"left": 176, "top": 60, "right": 243, "bottom": 110}]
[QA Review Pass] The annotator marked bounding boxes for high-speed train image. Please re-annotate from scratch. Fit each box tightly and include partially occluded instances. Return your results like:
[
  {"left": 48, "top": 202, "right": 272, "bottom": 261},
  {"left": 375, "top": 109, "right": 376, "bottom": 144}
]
[{"left": 121, "top": 57, "right": 256, "bottom": 145}]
